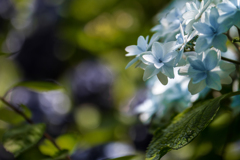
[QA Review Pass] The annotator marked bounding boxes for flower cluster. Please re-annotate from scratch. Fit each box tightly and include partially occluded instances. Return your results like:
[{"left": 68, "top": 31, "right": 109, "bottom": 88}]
[
  {"left": 125, "top": 0, "right": 238, "bottom": 95},
  {"left": 134, "top": 69, "right": 200, "bottom": 124}
]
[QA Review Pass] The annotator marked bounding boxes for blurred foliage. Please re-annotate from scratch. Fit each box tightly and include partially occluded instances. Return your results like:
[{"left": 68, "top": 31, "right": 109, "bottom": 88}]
[
  {"left": 2, "top": 123, "right": 45, "bottom": 157},
  {"left": 0, "top": 0, "right": 239, "bottom": 160}
]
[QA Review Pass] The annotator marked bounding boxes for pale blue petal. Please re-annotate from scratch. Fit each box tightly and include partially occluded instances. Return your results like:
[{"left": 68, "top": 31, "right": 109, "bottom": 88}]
[
  {"left": 231, "top": 0, "right": 240, "bottom": 8},
  {"left": 192, "top": 72, "right": 207, "bottom": 84},
  {"left": 188, "top": 79, "right": 207, "bottom": 95},
  {"left": 125, "top": 57, "right": 139, "bottom": 69},
  {"left": 188, "top": 67, "right": 203, "bottom": 78},
  {"left": 185, "top": 20, "right": 196, "bottom": 33},
  {"left": 142, "top": 54, "right": 155, "bottom": 63},
  {"left": 217, "top": 2, "right": 236, "bottom": 13},
  {"left": 136, "top": 61, "right": 148, "bottom": 70},
  {"left": 209, "top": 8, "right": 219, "bottom": 29},
  {"left": 125, "top": 45, "right": 142, "bottom": 56},
  {"left": 219, "top": 60, "right": 236, "bottom": 73},
  {"left": 138, "top": 36, "right": 147, "bottom": 51},
  {"left": 206, "top": 72, "right": 222, "bottom": 90},
  {"left": 151, "top": 24, "right": 163, "bottom": 32},
  {"left": 186, "top": 2, "right": 197, "bottom": 11},
  {"left": 143, "top": 65, "right": 160, "bottom": 81},
  {"left": 178, "top": 64, "right": 190, "bottom": 76},
  {"left": 203, "top": 50, "right": 219, "bottom": 70},
  {"left": 188, "top": 57, "right": 205, "bottom": 71},
  {"left": 161, "top": 65, "right": 174, "bottom": 78},
  {"left": 212, "top": 34, "right": 228, "bottom": 52},
  {"left": 234, "top": 12, "right": 240, "bottom": 28},
  {"left": 148, "top": 33, "right": 161, "bottom": 49},
  {"left": 174, "top": 49, "right": 184, "bottom": 66},
  {"left": 152, "top": 42, "right": 163, "bottom": 59},
  {"left": 195, "top": 36, "right": 210, "bottom": 53},
  {"left": 154, "top": 62, "right": 164, "bottom": 69},
  {"left": 193, "top": 22, "right": 213, "bottom": 35},
  {"left": 157, "top": 72, "right": 168, "bottom": 85},
  {"left": 163, "top": 41, "right": 178, "bottom": 55},
  {"left": 183, "top": 10, "right": 198, "bottom": 20},
  {"left": 217, "top": 18, "right": 233, "bottom": 34},
  {"left": 162, "top": 51, "right": 178, "bottom": 63}
]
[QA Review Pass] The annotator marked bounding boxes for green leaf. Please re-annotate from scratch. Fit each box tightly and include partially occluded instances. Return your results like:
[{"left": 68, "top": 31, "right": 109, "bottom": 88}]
[
  {"left": 39, "top": 134, "right": 78, "bottom": 157},
  {"left": 108, "top": 155, "right": 136, "bottom": 160},
  {"left": 13, "top": 81, "right": 63, "bottom": 92},
  {"left": 3, "top": 123, "right": 46, "bottom": 157},
  {"left": 146, "top": 91, "right": 240, "bottom": 160},
  {"left": 0, "top": 106, "right": 31, "bottom": 125}
]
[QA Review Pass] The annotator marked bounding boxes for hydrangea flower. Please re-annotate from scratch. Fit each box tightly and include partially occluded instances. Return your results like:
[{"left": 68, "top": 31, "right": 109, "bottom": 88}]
[
  {"left": 193, "top": 7, "right": 233, "bottom": 53},
  {"left": 183, "top": 0, "right": 211, "bottom": 33},
  {"left": 218, "top": 0, "right": 240, "bottom": 28},
  {"left": 175, "top": 24, "right": 197, "bottom": 66},
  {"left": 135, "top": 69, "right": 199, "bottom": 124},
  {"left": 140, "top": 42, "right": 178, "bottom": 84},
  {"left": 125, "top": 34, "right": 160, "bottom": 69},
  {"left": 179, "top": 49, "right": 235, "bottom": 94},
  {"left": 152, "top": 8, "right": 184, "bottom": 42}
]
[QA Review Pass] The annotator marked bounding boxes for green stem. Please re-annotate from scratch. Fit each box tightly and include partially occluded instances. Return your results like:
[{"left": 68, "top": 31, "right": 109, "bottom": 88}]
[
  {"left": 0, "top": 97, "right": 71, "bottom": 160},
  {"left": 226, "top": 32, "right": 240, "bottom": 54}
]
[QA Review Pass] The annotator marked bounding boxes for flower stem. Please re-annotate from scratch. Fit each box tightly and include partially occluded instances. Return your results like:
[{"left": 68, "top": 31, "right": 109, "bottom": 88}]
[
  {"left": 0, "top": 97, "right": 71, "bottom": 160},
  {"left": 226, "top": 32, "right": 240, "bottom": 53},
  {"left": 221, "top": 56, "right": 240, "bottom": 65}
]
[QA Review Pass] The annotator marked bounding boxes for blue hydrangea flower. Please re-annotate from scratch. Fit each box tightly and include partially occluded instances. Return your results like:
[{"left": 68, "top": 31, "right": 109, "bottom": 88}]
[
  {"left": 125, "top": 34, "right": 160, "bottom": 69},
  {"left": 179, "top": 49, "right": 235, "bottom": 94},
  {"left": 218, "top": 0, "right": 240, "bottom": 28},
  {"left": 175, "top": 24, "right": 198, "bottom": 66},
  {"left": 152, "top": 8, "right": 184, "bottom": 42},
  {"left": 182, "top": 0, "right": 211, "bottom": 33},
  {"left": 193, "top": 7, "right": 233, "bottom": 53},
  {"left": 140, "top": 42, "right": 178, "bottom": 84},
  {"left": 135, "top": 70, "right": 199, "bottom": 124}
]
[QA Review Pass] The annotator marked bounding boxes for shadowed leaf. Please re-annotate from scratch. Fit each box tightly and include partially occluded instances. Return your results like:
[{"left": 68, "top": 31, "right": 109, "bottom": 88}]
[{"left": 146, "top": 91, "right": 240, "bottom": 160}]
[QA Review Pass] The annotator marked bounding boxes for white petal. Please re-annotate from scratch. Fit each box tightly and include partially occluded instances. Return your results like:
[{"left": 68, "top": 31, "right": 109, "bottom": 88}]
[
  {"left": 152, "top": 42, "right": 164, "bottom": 59},
  {"left": 138, "top": 36, "right": 147, "bottom": 51},
  {"left": 142, "top": 54, "right": 155, "bottom": 63},
  {"left": 154, "top": 62, "right": 164, "bottom": 69}
]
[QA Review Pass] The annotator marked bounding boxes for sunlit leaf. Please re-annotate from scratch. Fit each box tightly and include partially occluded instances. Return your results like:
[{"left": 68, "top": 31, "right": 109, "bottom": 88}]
[
  {"left": 3, "top": 124, "right": 46, "bottom": 157},
  {"left": 39, "top": 134, "right": 77, "bottom": 157},
  {"left": 13, "top": 81, "right": 63, "bottom": 92},
  {"left": 108, "top": 155, "right": 136, "bottom": 160},
  {"left": 146, "top": 91, "right": 240, "bottom": 160}
]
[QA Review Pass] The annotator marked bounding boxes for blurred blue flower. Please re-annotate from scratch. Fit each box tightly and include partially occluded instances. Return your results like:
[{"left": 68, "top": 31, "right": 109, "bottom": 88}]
[
  {"left": 152, "top": 8, "right": 184, "bottom": 42},
  {"left": 179, "top": 49, "right": 235, "bottom": 94},
  {"left": 193, "top": 7, "right": 233, "bottom": 53},
  {"left": 183, "top": 0, "right": 211, "bottom": 33},
  {"left": 218, "top": 0, "right": 240, "bottom": 28},
  {"left": 140, "top": 42, "right": 178, "bottom": 84},
  {"left": 135, "top": 70, "right": 199, "bottom": 124}
]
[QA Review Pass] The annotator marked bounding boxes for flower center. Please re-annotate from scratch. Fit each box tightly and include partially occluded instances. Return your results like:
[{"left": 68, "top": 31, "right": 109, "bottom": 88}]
[{"left": 158, "top": 59, "right": 163, "bottom": 63}]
